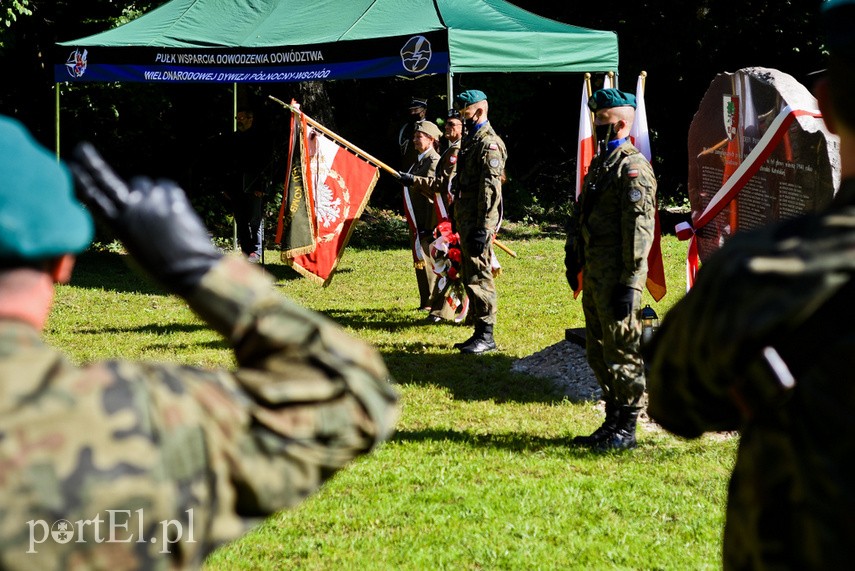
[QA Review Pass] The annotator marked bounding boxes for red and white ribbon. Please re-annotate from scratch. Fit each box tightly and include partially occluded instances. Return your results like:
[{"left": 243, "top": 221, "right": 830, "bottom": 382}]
[{"left": 677, "top": 105, "right": 822, "bottom": 289}]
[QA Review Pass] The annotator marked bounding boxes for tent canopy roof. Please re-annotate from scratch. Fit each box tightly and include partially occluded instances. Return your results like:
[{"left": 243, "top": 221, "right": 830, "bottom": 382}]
[{"left": 56, "top": 0, "right": 617, "bottom": 81}]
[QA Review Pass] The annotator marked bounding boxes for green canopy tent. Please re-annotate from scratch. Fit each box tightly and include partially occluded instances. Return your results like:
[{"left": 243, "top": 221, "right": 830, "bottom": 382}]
[
  {"left": 55, "top": 0, "right": 618, "bottom": 84},
  {"left": 52, "top": 0, "right": 618, "bottom": 257}
]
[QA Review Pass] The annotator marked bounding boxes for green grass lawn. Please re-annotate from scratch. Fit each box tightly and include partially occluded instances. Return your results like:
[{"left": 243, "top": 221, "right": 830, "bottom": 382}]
[{"left": 47, "top": 235, "right": 735, "bottom": 570}]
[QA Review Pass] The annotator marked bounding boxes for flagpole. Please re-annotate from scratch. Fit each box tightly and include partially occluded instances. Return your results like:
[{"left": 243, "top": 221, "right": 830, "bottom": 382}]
[
  {"left": 268, "top": 95, "right": 400, "bottom": 177},
  {"left": 271, "top": 96, "right": 518, "bottom": 259}
]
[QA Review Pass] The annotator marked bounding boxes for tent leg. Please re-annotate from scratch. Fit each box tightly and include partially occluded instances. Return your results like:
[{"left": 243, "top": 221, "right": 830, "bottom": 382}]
[
  {"left": 55, "top": 83, "right": 61, "bottom": 160},
  {"left": 446, "top": 72, "right": 454, "bottom": 112}
]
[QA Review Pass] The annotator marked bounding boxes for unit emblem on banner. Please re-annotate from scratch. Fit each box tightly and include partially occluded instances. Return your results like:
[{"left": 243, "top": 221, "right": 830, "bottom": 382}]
[
  {"left": 723, "top": 94, "right": 739, "bottom": 140},
  {"left": 316, "top": 171, "right": 349, "bottom": 242},
  {"left": 65, "top": 49, "right": 88, "bottom": 78},
  {"left": 401, "top": 36, "right": 431, "bottom": 73}
]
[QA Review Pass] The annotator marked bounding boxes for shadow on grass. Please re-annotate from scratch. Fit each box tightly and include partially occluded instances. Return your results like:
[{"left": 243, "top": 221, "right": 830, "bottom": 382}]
[
  {"left": 380, "top": 349, "right": 566, "bottom": 405},
  {"left": 392, "top": 426, "right": 662, "bottom": 456},
  {"left": 70, "top": 251, "right": 163, "bottom": 294},
  {"left": 69, "top": 252, "right": 561, "bottom": 405},
  {"left": 70, "top": 250, "right": 325, "bottom": 291}
]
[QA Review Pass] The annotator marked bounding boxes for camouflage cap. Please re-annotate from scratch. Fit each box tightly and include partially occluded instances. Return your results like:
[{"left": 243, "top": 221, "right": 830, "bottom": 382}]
[
  {"left": 453, "top": 90, "right": 487, "bottom": 110},
  {"left": 414, "top": 120, "right": 442, "bottom": 140},
  {"left": 0, "top": 115, "right": 93, "bottom": 262},
  {"left": 588, "top": 88, "right": 637, "bottom": 112},
  {"left": 823, "top": 0, "right": 855, "bottom": 58}
]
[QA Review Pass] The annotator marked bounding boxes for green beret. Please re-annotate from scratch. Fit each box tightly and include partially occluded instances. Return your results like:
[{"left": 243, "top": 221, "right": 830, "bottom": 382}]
[
  {"left": 588, "top": 88, "right": 637, "bottom": 112},
  {"left": 823, "top": 0, "right": 855, "bottom": 58},
  {"left": 453, "top": 89, "right": 487, "bottom": 110},
  {"left": 414, "top": 120, "right": 442, "bottom": 141},
  {"left": 0, "top": 115, "right": 93, "bottom": 262}
]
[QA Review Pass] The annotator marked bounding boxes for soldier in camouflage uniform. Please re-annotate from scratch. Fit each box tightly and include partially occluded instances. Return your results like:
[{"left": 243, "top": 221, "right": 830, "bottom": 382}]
[
  {"left": 399, "top": 110, "right": 465, "bottom": 323},
  {"left": 450, "top": 90, "right": 507, "bottom": 354},
  {"left": 398, "top": 119, "right": 442, "bottom": 311},
  {"left": 0, "top": 117, "right": 399, "bottom": 570},
  {"left": 565, "top": 88, "right": 657, "bottom": 450},
  {"left": 645, "top": 1, "right": 855, "bottom": 566}
]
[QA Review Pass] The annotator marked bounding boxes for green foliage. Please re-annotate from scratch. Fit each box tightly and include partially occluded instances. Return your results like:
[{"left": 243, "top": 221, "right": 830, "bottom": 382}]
[
  {"left": 349, "top": 206, "right": 410, "bottom": 248},
  {"left": 2, "top": 0, "right": 31, "bottom": 29},
  {"left": 48, "top": 237, "right": 733, "bottom": 570}
]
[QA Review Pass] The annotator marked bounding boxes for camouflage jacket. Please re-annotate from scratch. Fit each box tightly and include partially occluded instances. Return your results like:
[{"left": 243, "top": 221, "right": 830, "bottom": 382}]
[
  {"left": 567, "top": 141, "right": 657, "bottom": 288},
  {"left": 0, "top": 256, "right": 399, "bottom": 570},
  {"left": 646, "top": 179, "right": 855, "bottom": 569},
  {"left": 452, "top": 122, "right": 506, "bottom": 235},
  {"left": 405, "top": 147, "right": 440, "bottom": 233},
  {"left": 411, "top": 140, "right": 459, "bottom": 219}
]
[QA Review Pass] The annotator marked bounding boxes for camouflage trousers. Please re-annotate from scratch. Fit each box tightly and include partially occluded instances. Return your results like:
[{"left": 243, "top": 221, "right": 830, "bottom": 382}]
[
  {"left": 581, "top": 270, "right": 646, "bottom": 407},
  {"left": 459, "top": 230, "right": 497, "bottom": 326}
]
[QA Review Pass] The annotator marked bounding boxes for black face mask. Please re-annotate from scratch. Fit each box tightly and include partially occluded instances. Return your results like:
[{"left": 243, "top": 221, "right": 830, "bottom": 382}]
[
  {"left": 464, "top": 116, "right": 478, "bottom": 130},
  {"left": 595, "top": 123, "right": 616, "bottom": 146}
]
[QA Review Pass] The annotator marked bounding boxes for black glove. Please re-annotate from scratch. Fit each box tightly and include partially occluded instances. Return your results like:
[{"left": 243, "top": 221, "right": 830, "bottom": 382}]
[
  {"left": 70, "top": 143, "right": 222, "bottom": 296},
  {"left": 611, "top": 284, "right": 635, "bottom": 320},
  {"left": 397, "top": 171, "right": 414, "bottom": 186},
  {"left": 564, "top": 244, "right": 582, "bottom": 291},
  {"left": 565, "top": 263, "right": 580, "bottom": 291},
  {"left": 469, "top": 228, "right": 489, "bottom": 256}
]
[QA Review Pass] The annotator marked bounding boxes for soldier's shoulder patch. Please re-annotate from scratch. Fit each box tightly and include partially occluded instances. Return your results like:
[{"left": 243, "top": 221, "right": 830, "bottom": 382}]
[
  {"left": 489, "top": 158, "right": 500, "bottom": 168},
  {"left": 449, "top": 155, "right": 457, "bottom": 164},
  {"left": 627, "top": 168, "right": 639, "bottom": 178},
  {"left": 629, "top": 188, "right": 643, "bottom": 203},
  {"left": 489, "top": 143, "right": 499, "bottom": 150}
]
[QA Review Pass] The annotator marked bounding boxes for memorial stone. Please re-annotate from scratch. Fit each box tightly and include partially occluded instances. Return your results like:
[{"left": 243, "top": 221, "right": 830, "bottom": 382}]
[{"left": 687, "top": 67, "right": 839, "bottom": 261}]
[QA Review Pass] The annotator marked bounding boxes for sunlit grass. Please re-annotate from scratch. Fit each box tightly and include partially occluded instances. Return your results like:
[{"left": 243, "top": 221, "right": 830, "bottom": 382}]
[{"left": 47, "top": 236, "right": 734, "bottom": 570}]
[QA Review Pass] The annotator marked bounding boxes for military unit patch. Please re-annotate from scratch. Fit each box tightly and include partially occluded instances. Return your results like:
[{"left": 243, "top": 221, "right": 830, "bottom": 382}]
[
  {"left": 490, "top": 158, "right": 500, "bottom": 167},
  {"left": 629, "top": 188, "right": 642, "bottom": 202},
  {"left": 627, "top": 169, "right": 639, "bottom": 178}
]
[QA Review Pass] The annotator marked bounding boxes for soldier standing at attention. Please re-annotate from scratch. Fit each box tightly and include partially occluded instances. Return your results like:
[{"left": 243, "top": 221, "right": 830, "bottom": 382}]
[
  {"left": 398, "top": 109, "right": 465, "bottom": 323},
  {"left": 0, "top": 118, "right": 398, "bottom": 569},
  {"left": 565, "top": 88, "right": 657, "bottom": 450},
  {"left": 451, "top": 90, "right": 507, "bottom": 354},
  {"left": 400, "top": 120, "right": 442, "bottom": 311},
  {"left": 646, "top": 0, "right": 855, "bottom": 567}
]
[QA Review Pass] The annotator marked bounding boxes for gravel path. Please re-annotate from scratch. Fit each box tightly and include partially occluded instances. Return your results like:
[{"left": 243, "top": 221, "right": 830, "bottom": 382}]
[
  {"left": 511, "top": 340, "right": 601, "bottom": 402},
  {"left": 511, "top": 339, "right": 660, "bottom": 429}
]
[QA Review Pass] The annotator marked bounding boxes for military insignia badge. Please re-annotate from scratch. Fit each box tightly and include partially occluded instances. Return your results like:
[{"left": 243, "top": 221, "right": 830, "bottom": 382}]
[
  {"left": 627, "top": 169, "right": 639, "bottom": 178},
  {"left": 489, "top": 143, "right": 498, "bottom": 150},
  {"left": 449, "top": 155, "right": 457, "bottom": 164},
  {"left": 629, "top": 188, "right": 642, "bottom": 202},
  {"left": 489, "top": 158, "right": 500, "bottom": 168}
]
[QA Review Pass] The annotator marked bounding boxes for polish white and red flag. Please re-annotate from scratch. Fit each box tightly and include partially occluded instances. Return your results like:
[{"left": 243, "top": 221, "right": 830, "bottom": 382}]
[
  {"left": 630, "top": 73, "right": 667, "bottom": 301},
  {"left": 278, "top": 111, "right": 379, "bottom": 286},
  {"left": 575, "top": 77, "right": 595, "bottom": 201}
]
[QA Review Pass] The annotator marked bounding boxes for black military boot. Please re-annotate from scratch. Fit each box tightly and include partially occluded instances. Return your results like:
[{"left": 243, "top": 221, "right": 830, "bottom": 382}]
[
  {"left": 572, "top": 402, "right": 619, "bottom": 446},
  {"left": 460, "top": 323, "right": 497, "bottom": 354},
  {"left": 596, "top": 406, "right": 640, "bottom": 451},
  {"left": 453, "top": 323, "right": 480, "bottom": 350}
]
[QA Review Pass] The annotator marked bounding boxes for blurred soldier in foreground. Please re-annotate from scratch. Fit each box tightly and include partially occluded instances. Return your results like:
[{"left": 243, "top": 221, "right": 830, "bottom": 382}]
[
  {"left": 0, "top": 116, "right": 398, "bottom": 570},
  {"left": 565, "top": 88, "right": 657, "bottom": 450},
  {"left": 451, "top": 90, "right": 507, "bottom": 354},
  {"left": 646, "top": 0, "right": 855, "bottom": 567}
]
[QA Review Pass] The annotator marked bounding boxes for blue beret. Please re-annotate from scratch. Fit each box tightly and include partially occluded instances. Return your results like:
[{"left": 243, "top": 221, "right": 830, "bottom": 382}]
[
  {"left": 823, "top": 0, "right": 855, "bottom": 58},
  {"left": 453, "top": 90, "right": 487, "bottom": 110},
  {"left": 588, "top": 88, "right": 637, "bottom": 111},
  {"left": 0, "top": 115, "right": 93, "bottom": 262}
]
